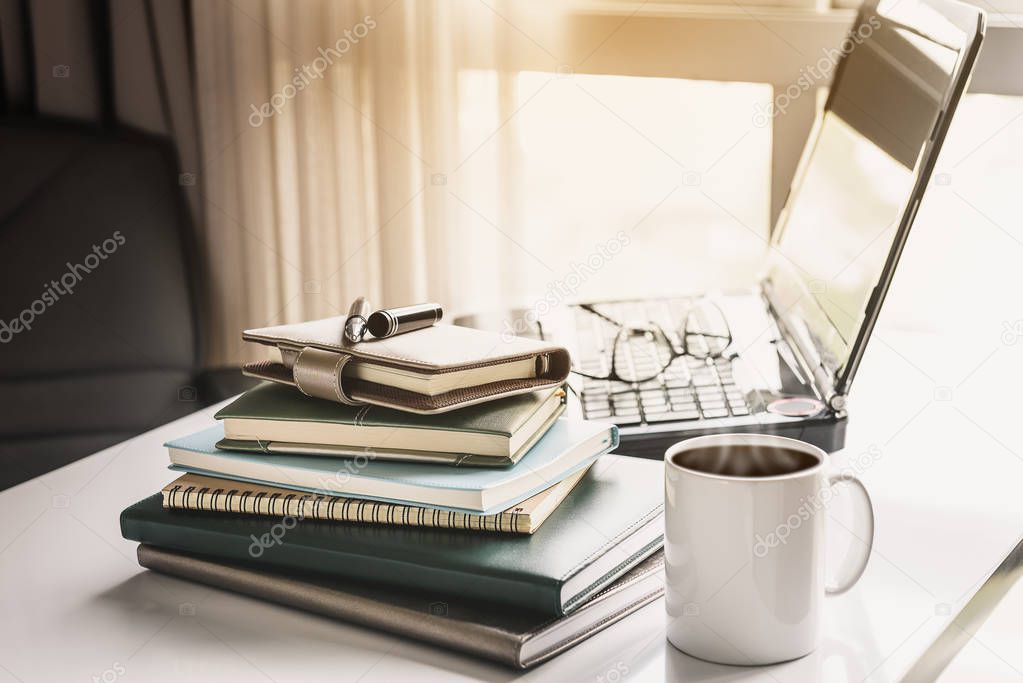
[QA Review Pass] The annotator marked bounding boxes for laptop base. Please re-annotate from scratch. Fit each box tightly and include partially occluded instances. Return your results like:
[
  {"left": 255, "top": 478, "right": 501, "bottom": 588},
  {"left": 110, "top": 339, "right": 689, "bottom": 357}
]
[{"left": 616, "top": 412, "right": 847, "bottom": 460}]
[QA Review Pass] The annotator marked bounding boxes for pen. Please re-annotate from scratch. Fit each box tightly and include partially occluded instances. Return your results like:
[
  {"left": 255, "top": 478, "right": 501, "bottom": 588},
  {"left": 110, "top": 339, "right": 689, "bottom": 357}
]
[
  {"left": 343, "top": 296, "right": 372, "bottom": 343},
  {"left": 367, "top": 303, "right": 443, "bottom": 339}
]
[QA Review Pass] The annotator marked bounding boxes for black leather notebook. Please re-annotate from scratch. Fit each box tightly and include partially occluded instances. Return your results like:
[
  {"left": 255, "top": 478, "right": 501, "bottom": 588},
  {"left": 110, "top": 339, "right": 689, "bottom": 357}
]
[{"left": 121, "top": 455, "right": 664, "bottom": 616}]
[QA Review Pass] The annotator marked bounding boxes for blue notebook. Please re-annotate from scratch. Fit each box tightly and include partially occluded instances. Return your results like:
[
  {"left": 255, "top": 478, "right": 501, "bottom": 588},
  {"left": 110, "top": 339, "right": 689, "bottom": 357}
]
[{"left": 166, "top": 418, "right": 618, "bottom": 514}]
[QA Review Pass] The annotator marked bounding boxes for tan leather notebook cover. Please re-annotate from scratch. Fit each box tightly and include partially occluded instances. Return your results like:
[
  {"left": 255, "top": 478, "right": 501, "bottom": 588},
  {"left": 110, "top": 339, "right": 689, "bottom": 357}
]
[{"left": 242, "top": 317, "right": 571, "bottom": 414}]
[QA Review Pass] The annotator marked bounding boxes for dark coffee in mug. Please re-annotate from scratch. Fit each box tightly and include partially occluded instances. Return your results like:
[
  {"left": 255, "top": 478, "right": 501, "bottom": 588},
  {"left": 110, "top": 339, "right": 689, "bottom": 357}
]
[{"left": 670, "top": 444, "right": 820, "bottom": 478}]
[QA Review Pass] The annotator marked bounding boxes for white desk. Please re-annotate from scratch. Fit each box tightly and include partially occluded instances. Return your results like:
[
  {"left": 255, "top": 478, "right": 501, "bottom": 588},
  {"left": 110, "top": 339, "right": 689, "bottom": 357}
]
[{"left": 2, "top": 318, "right": 1022, "bottom": 682}]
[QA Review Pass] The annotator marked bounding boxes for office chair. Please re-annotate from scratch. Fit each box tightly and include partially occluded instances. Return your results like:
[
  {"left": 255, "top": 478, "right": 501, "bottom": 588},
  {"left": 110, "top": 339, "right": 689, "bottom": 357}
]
[{"left": 0, "top": 120, "right": 253, "bottom": 489}]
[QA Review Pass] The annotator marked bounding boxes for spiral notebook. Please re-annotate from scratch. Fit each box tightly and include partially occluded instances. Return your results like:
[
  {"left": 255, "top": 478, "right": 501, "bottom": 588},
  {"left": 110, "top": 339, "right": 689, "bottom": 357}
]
[{"left": 160, "top": 468, "right": 590, "bottom": 534}]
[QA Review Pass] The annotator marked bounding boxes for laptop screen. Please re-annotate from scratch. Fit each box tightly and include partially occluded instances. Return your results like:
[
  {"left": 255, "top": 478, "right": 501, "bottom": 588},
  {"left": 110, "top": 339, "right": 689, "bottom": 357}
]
[{"left": 768, "top": 0, "right": 978, "bottom": 386}]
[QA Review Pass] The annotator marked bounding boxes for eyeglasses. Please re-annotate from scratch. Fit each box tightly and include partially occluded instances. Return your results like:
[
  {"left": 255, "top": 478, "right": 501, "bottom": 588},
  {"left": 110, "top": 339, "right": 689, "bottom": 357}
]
[{"left": 571, "top": 300, "right": 734, "bottom": 384}]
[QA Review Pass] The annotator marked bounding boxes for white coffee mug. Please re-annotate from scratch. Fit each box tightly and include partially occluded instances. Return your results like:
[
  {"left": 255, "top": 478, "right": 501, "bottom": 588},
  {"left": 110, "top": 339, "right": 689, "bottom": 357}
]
[{"left": 664, "top": 433, "right": 874, "bottom": 665}]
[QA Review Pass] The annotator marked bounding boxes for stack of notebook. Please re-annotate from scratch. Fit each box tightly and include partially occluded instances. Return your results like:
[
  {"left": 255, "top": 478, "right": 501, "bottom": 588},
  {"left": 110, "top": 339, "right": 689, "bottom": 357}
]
[{"left": 120, "top": 316, "right": 664, "bottom": 668}]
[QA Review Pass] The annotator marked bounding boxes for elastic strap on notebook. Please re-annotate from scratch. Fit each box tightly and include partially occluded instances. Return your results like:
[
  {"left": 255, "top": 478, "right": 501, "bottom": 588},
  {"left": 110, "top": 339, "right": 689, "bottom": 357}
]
[{"left": 293, "top": 347, "right": 363, "bottom": 405}]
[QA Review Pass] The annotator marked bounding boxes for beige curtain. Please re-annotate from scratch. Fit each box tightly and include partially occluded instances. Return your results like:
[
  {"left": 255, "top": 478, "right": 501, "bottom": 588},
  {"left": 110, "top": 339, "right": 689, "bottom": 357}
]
[{"left": 192, "top": 0, "right": 546, "bottom": 364}]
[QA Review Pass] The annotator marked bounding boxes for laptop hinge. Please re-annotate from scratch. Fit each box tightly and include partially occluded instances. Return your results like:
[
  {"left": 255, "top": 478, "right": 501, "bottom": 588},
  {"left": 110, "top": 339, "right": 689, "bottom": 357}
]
[{"left": 759, "top": 281, "right": 845, "bottom": 412}]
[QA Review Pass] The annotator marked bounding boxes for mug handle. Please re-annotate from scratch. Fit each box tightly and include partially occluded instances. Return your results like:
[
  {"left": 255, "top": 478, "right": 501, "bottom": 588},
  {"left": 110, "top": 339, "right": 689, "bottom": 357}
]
[{"left": 825, "top": 474, "right": 875, "bottom": 596}]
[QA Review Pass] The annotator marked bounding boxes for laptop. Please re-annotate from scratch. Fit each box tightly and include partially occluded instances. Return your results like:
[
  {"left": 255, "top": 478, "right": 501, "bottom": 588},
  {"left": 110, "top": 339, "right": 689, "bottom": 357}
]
[{"left": 455, "top": 0, "right": 985, "bottom": 459}]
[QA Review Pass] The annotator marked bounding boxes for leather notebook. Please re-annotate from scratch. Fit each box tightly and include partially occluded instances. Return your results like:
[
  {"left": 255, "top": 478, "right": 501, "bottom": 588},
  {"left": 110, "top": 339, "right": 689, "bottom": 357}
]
[
  {"left": 242, "top": 317, "right": 571, "bottom": 414},
  {"left": 121, "top": 454, "right": 664, "bottom": 616},
  {"left": 136, "top": 544, "right": 665, "bottom": 669},
  {"left": 213, "top": 382, "right": 566, "bottom": 467}
]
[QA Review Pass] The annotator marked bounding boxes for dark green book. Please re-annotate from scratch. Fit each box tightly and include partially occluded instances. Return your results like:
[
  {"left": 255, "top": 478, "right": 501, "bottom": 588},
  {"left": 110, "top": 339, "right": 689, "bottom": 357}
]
[
  {"left": 120, "top": 455, "right": 663, "bottom": 617},
  {"left": 214, "top": 382, "right": 566, "bottom": 467}
]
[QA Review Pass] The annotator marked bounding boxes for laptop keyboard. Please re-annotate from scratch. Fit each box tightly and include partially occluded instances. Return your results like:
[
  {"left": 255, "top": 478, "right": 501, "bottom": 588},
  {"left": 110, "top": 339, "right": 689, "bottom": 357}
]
[{"left": 574, "top": 300, "right": 750, "bottom": 425}]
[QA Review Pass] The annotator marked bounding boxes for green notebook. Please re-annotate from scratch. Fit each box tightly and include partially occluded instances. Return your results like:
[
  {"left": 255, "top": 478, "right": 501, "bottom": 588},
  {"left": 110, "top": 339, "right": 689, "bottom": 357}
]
[
  {"left": 121, "top": 454, "right": 664, "bottom": 616},
  {"left": 214, "top": 382, "right": 566, "bottom": 467}
]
